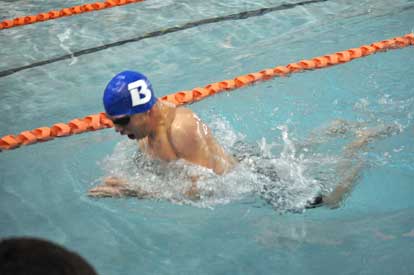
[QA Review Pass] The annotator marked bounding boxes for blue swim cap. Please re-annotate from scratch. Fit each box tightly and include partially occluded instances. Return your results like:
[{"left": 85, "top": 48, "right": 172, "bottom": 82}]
[{"left": 103, "top": 70, "right": 157, "bottom": 117}]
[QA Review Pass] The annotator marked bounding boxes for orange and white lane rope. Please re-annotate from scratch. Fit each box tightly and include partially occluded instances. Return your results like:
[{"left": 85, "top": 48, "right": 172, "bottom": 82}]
[
  {"left": 0, "top": 0, "right": 144, "bottom": 30},
  {"left": 0, "top": 33, "right": 412, "bottom": 151}
]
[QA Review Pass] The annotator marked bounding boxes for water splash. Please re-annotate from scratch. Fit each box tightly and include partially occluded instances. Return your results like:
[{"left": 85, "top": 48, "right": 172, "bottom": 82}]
[
  {"left": 99, "top": 117, "right": 335, "bottom": 212},
  {"left": 256, "top": 125, "right": 322, "bottom": 212}
]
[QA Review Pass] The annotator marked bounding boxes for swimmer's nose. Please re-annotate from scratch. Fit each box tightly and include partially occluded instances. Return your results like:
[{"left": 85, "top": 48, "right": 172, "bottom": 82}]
[{"left": 114, "top": 124, "right": 122, "bottom": 133}]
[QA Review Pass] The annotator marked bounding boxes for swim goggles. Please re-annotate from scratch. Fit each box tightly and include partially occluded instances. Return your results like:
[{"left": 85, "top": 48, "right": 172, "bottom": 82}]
[{"left": 112, "top": 116, "right": 130, "bottom": 126}]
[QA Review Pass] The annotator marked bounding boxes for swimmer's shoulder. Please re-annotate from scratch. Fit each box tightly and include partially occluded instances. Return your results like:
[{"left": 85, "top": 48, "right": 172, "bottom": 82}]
[
  {"left": 169, "top": 107, "right": 206, "bottom": 149},
  {"left": 175, "top": 107, "right": 197, "bottom": 119},
  {"left": 171, "top": 107, "right": 202, "bottom": 132}
]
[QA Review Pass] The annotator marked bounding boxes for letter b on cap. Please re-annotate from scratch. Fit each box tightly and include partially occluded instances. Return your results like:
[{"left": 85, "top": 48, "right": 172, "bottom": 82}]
[{"left": 128, "top": 80, "right": 152, "bottom": 107}]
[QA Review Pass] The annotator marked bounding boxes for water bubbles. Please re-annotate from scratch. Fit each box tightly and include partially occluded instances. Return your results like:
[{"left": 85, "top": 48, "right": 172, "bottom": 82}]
[
  {"left": 393, "top": 146, "right": 404, "bottom": 153},
  {"left": 378, "top": 94, "right": 392, "bottom": 105},
  {"left": 354, "top": 97, "right": 370, "bottom": 111}
]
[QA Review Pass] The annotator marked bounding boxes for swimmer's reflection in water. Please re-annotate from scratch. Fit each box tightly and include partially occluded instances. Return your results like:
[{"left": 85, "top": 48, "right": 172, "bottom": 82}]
[{"left": 89, "top": 71, "right": 399, "bottom": 209}]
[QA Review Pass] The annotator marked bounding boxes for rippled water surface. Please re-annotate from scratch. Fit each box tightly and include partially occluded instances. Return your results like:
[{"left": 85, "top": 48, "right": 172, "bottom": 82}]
[{"left": 1, "top": 0, "right": 414, "bottom": 274}]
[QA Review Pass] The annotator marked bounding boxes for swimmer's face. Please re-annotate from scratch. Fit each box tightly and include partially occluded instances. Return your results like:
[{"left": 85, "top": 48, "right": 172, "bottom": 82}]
[{"left": 110, "top": 111, "right": 151, "bottom": 140}]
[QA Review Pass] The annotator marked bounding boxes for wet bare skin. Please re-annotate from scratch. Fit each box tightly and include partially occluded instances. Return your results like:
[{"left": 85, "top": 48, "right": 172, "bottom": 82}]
[{"left": 89, "top": 100, "right": 236, "bottom": 199}]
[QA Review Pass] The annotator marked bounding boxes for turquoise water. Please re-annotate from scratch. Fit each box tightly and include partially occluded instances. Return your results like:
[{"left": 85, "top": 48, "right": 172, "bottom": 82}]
[{"left": 1, "top": 0, "right": 414, "bottom": 274}]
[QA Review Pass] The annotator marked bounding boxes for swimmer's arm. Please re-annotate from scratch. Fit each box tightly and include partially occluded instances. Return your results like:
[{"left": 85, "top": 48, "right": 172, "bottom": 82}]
[
  {"left": 322, "top": 162, "right": 363, "bottom": 208},
  {"left": 183, "top": 176, "right": 202, "bottom": 201},
  {"left": 137, "top": 138, "right": 149, "bottom": 154},
  {"left": 89, "top": 176, "right": 205, "bottom": 201},
  {"left": 88, "top": 177, "right": 158, "bottom": 198}
]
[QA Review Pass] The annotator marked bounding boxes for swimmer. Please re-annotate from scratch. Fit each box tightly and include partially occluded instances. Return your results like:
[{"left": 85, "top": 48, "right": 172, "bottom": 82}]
[
  {"left": 88, "top": 71, "right": 398, "bottom": 210},
  {"left": 89, "top": 71, "right": 236, "bottom": 198}
]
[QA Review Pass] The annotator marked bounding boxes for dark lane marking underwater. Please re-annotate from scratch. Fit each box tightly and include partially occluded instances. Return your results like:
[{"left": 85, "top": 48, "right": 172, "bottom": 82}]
[{"left": 0, "top": 0, "right": 327, "bottom": 78}]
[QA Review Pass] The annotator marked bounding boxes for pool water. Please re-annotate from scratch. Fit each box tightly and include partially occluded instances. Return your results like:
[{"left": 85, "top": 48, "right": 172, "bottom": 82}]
[{"left": 1, "top": 0, "right": 414, "bottom": 274}]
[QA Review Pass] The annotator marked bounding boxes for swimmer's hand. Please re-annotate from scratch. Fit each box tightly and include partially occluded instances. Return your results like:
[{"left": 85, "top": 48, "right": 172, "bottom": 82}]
[
  {"left": 184, "top": 178, "right": 201, "bottom": 201},
  {"left": 89, "top": 176, "right": 211, "bottom": 201},
  {"left": 88, "top": 177, "right": 150, "bottom": 198}
]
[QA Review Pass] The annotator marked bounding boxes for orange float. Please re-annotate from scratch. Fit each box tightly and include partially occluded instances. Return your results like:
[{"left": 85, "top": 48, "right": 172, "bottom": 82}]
[{"left": 0, "top": 0, "right": 144, "bottom": 30}]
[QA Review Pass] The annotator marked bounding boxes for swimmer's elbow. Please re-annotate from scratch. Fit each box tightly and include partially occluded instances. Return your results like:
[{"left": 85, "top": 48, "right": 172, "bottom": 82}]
[
  {"left": 213, "top": 156, "right": 237, "bottom": 175},
  {"left": 213, "top": 166, "right": 225, "bottom": 175},
  {"left": 184, "top": 181, "right": 201, "bottom": 201}
]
